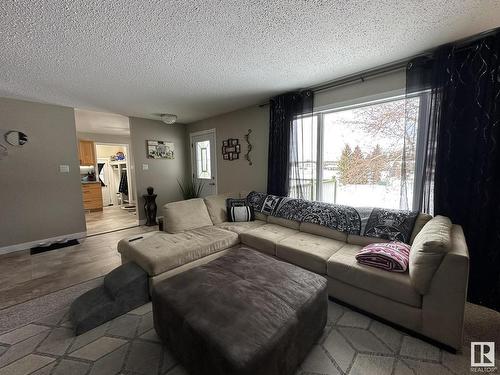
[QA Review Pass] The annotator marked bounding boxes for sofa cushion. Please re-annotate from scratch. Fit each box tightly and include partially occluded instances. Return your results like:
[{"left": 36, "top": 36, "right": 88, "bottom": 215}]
[
  {"left": 327, "top": 244, "right": 421, "bottom": 307},
  {"left": 347, "top": 234, "right": 390, "bottom": 246},
  {"left": 216, "top": 220, "right": 266, "bottom": 234},
  {"left": 255, "top": 212, "right": 268, "bottom": 222},
  {"left": 240, "top": 224, "right": 298, "bottom": 256},
  {"left": 239, "top": 191, "right": 251, "bottom": 199},
  {"left": 299, "top": 222, "right": 347, "bottom": 242},
  {"left": 117, "top": 227, "right": 239, "bottom": 276},
  {"left": 410, "top": 213, "right": 433, "bottom": 244},
  {"left": 204, "top": 193, "right": 239, "bottom": 224},
  {"left": 276, "top": 232, "right": 345, "bottom": 274},
  {"left": 267, "top": 216, "right": 300, "bottom": 230},
  {"left": 164, "top": 198, "right": 213, "bottom": 233},
  {"left": 409, "top": 215, "right": 452, "bottom": 294}
]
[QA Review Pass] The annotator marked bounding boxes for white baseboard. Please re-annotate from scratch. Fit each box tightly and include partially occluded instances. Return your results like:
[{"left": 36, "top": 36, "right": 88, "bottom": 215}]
[{"left": 0, "top": 231, "right": 87, "bottom": 256}]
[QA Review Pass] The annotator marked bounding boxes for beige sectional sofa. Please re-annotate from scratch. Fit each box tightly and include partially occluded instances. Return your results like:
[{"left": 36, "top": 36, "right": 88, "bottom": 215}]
[{"left": 118, "top": 192, "right": 469, "bottom": 350}]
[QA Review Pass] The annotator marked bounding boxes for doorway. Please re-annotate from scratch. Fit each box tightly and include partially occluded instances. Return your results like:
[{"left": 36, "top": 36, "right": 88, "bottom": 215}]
[
  {"left": 74, "top": 109, "right": 139, "bottom": 236},
  {"left": 84, "top": 143, "right": 138, "bottom": 235},
  {"left": 190, "top": 129, "right": 217, "bottom": 197}
]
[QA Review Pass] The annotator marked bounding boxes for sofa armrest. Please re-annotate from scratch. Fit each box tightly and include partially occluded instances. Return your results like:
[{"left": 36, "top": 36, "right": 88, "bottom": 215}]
[{"left": 421, "top": 224, "right": 469, "bottom": 349}]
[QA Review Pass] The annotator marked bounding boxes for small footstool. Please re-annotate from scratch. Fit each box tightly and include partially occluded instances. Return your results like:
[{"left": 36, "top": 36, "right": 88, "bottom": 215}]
[
  {"left": 152, "top": 247, "right": 327, "bottom": 375},
  {"left": 70, "top": 262, "right": 149, "bottom": 335}
]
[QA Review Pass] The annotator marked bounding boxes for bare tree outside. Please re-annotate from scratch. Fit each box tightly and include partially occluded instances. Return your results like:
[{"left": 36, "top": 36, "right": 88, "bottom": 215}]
[{"left": 290, "top": 96, "right": 421, "bottom": 209}]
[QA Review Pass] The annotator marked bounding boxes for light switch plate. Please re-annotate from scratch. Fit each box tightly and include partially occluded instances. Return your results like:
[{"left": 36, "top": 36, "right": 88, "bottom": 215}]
[
  {"left": 142, "top": 164, "right": 149, "bottom": 170},
  {"left": 59, "top": 165, "right": 70, "bottom": 173}
]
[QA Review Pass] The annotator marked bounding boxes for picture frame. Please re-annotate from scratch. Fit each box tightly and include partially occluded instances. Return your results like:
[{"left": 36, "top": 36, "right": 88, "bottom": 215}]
[
  {"left": 147, "top": 140, "right": 175, "bottom": 159},
  {"left": 222, "top": 138, "right": 241, "bottom": 161}
]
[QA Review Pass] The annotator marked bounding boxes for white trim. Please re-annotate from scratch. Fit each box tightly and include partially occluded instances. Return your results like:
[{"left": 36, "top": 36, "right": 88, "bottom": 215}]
[
  {"left": 0, "top": 231, "right": 87, "bottom": 255},
  {"left": 314, "top": 88, "right": 406, "bottom": 113},
  {"left": 316, "top": 114, "right": 324, "bottom": 201},
  {"left": 189, "top": 128, "right": 218, "bottom": 195},
  {"left": 189, "top": 128, "right": 217, "bottom": 137}
]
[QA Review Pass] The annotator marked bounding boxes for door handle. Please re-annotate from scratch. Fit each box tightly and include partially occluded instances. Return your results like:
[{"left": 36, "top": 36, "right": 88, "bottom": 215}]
[{"left": 208, "top": 183, "right": 215, "bottom": 186}]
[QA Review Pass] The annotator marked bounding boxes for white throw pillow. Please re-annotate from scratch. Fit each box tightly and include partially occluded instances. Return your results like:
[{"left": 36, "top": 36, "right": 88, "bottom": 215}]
[{"left": 229, "top": 206, "right": 254, "bottom": 222}]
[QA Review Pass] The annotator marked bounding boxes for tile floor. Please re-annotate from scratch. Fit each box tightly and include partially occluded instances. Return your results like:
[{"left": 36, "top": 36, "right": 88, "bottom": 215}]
[{"left": 0, "top": 300, "right": 483, "bottom": 375}]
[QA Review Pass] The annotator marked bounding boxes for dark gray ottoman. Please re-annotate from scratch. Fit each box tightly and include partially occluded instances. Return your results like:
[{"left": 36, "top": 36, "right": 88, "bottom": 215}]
[{"left": 152, "top": 247, "right": 327, "bottom": 375}]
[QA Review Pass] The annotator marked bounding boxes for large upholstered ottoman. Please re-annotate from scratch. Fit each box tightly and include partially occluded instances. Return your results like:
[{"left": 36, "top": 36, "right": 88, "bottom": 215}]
[{"left": 152, "top": 247, "right": 327, "bottom": 375}]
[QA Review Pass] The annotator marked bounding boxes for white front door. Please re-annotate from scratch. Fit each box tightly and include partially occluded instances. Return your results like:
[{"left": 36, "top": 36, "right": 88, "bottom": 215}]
[{"left": 191, "top": 130, "right": 217, "bottom": 197}]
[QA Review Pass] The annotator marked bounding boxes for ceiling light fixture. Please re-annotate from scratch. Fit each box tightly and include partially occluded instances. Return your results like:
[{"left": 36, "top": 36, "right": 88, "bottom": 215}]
[{"left": 160, "top": 113, "right": 177, "bottom": 124}]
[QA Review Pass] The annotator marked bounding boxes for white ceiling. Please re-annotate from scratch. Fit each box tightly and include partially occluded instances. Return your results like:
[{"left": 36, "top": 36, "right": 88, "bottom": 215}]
[
  {"left": 74, "top": 109, "right": 130, "bottom": 135},
  {"left": 1, "top": 1, "right": 499, "bottom": 124}
]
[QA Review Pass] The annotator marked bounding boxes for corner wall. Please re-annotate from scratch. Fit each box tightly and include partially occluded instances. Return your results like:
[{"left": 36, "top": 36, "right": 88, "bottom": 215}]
[
  {"left": 129, "top": 117, "right": 188, "bottom": 221},
  {"left": 0, "top": 98, "right": 86, "bottom": 250},
  {"left": 187, "top": 105, "right": 269, "bottom": 194}
]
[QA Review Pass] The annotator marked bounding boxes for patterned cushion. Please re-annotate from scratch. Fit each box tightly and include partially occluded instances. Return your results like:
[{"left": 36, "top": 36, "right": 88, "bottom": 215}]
[
  {"left": 246, "top": 191, "right": 418, "bottom": 244},
  {"left": 355, "top": 242, "right": 411, "bottom": 272}
]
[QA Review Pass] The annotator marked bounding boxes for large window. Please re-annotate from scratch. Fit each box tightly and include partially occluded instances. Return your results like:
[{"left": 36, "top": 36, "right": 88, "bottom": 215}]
[{"left": 290, "top": 94, "right": 427, "bottom": 210}]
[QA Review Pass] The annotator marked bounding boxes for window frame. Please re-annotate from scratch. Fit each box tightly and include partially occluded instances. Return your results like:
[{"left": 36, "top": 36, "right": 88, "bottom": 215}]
[{"left": 294, "top": 91, "right": 430, "bottom": 210}]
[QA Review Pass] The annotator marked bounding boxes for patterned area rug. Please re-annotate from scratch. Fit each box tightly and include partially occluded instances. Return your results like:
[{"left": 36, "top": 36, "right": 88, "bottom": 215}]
[{"left": 0, "top": 297, "right": 484, "bottom": 375}]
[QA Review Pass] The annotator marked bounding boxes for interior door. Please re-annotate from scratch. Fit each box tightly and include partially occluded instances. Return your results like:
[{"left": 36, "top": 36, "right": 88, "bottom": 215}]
[
  {"left": 191, "top": 131, "right": 217, "bottom": 197},
  {"left": 97, "top": 158, "right": 112, "bottom": 206}
]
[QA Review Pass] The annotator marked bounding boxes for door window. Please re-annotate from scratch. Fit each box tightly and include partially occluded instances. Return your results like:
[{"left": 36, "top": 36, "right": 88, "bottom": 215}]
[{"left": 195, "top": 140, "right": 211, "bottom": 179}]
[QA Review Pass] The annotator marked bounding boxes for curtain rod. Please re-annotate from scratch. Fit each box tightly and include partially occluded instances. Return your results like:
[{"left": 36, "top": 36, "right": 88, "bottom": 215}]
[
  {"left": 258, "top": 26, "right": 500, "bottom": 108},
  {"left": 257, "top": 59, "right": 409, "bottom": 107}
]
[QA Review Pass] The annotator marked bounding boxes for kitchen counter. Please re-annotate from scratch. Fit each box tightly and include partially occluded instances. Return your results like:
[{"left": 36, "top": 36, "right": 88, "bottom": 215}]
[{"left": 81, "top": 182, "right": 103, "bottom": 211}]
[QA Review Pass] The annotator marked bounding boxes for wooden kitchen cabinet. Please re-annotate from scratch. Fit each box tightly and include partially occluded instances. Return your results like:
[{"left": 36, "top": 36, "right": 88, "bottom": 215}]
[
  {"left": 82, "top": 183, "right": 103, "bottom": 211},
  {"left": 78, "top": 140, "right": 96, "bottom": 166}
]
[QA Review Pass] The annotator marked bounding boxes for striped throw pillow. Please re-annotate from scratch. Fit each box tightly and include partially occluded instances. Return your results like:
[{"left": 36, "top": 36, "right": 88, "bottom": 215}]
[
  {"left": 355, "top": 242, "right": 411, "bottom": 272},
  {"left": 229, "top": 206, "right": 254, "bottom": 222}
]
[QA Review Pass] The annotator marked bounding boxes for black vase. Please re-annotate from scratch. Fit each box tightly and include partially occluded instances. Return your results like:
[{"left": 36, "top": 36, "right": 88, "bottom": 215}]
[{"left": 143, "top": 192, "right": 158, "bottom": 226}]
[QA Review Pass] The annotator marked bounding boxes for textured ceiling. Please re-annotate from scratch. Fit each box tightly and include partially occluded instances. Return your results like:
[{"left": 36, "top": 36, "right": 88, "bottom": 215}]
[{"left": 1, "top": 1, "right": 499, "bottom": 124}]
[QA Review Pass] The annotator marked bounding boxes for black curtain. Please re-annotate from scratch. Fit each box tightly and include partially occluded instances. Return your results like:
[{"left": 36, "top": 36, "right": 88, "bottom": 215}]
[
  {"left": 267, "top": 90, "right": 313, "bottom": 196},
  {"left": 409, "top": 30, "right": 500, "bottom": 311}
]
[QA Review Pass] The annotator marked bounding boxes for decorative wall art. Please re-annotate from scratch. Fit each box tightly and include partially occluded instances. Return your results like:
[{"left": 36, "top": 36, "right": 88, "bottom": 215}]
[
  {"left": 5, "top": 130, "right": 28, "bottom": 146},
  {"left": 244, "top": 129, "right": 253, "bottom": 166},
  {"left": 147, "top": 140, "right": 175, "bottom": 159},
  {"left": 0, "top": 129, "right": 29, "bottom": 160},
  {"left": 222, "top": 138, "right": 240, "bottom": 160}
]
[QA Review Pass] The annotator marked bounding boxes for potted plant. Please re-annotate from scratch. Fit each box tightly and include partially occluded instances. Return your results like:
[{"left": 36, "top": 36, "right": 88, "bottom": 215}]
[{"left": 177, "top": 179, "right": 204, "bottom": 200}]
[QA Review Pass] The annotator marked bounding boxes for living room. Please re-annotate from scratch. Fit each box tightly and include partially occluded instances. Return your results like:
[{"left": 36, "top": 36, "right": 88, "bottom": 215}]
[{"left": 0, "top": 1, "right": 499, "bottom": 375}]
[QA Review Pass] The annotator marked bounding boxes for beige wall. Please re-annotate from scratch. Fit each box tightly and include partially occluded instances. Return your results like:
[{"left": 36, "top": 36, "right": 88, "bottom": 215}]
[
  {"left": 0, "top": 98, "right": 86, "bottom": 250},
  {"left": 129, "top": 117, "right": 188, "bottom": 221},
  {"left": 187, "top": 105, "right": 269, "bottom": 194}
]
